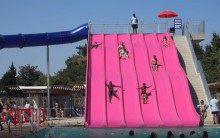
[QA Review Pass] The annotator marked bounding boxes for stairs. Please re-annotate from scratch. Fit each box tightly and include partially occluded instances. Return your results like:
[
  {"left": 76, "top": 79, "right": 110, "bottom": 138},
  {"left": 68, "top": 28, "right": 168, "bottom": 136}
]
[{"left": 173, "top": 35, "right": 213, "bottom": 124}]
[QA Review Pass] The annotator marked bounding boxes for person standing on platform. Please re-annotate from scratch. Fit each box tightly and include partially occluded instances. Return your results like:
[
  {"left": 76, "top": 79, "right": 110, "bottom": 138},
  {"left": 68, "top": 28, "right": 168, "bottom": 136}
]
[{"left": 131, "top": 13, "right": 138, "bottom": 34}]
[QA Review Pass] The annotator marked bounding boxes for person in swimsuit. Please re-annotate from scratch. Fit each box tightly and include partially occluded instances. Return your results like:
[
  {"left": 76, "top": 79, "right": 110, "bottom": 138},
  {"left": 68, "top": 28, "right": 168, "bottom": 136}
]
[
  {"left": 162, "top": 36, "right": 169, "bottom": 47},
  {"left": 197, "top": 100, "right": 209, "bottom": 123},
  {"left": 106, "top": 81, "right": 121, "bottom": 103},
  {"left": 3, "top": 104, "right": 11, "bottom": 134},
  {"left": 137, "top": 83, "right": 152, "bottom": 104},
  {"left": 118, "top": 42, "right": 128, "bottom": 59},
  {"left": 151, "top": 55, "right": 159, "bottom": 71},
  {"left": 89, "top": 41, "right": 103, "bottom": 48}
]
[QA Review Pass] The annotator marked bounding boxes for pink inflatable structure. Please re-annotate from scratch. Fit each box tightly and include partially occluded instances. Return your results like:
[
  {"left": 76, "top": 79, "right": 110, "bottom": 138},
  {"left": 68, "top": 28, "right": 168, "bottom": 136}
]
[{"left": 84, "top": 33, "right": 200, "bottom": 127}]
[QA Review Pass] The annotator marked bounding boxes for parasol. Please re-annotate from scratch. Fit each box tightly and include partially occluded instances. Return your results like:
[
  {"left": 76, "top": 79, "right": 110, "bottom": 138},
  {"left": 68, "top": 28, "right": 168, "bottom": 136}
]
[{"left": 158, "top": 10, "right": 178, "bottom": 18}]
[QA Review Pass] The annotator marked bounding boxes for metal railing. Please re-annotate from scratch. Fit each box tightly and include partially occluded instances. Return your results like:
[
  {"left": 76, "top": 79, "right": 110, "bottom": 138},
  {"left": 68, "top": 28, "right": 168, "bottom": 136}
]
[
  {"left": 182, "top": 20, "right": 205, "bottom": 35},
  {"left": 197, "top": 61, "right": 212, "bottom": 101},
  {"left": 182, "top": 21, "right": 211, "bottom": 103},
  {"left": 50, "top": 107, "right": 84, "bottom": 118},
  {"left": 90, "top": 22, "right": 168, "bottom": 34},
  {"left": 182, "top": 22, "right": 198, "bottom": 69}
]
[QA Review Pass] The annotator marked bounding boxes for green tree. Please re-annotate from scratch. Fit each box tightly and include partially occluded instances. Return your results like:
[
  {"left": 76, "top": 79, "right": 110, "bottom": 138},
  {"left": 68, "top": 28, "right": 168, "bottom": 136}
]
[
  {"left": 52, "top": 44, "right": 87, "bottom": 85},
  {"left": 17, "top": 64, "right": 43, "bottom": 86},
  {"left": 51, "top": 72, "right": 68, "bottom": 85},
  {"left": 34, "top": 74, "right": 47, "bottom": 86},
  {"left": 0, "top": 62, "right": 16, "bottom": 87},
  {"left": 196, "top": 33, "right": 220, "bottom": 83},
  {"left": 193, "top": 43, "right": 204, "bottom": 61},
  {"left": 76, "top": 44, "right": 87, "bottom": 56}
]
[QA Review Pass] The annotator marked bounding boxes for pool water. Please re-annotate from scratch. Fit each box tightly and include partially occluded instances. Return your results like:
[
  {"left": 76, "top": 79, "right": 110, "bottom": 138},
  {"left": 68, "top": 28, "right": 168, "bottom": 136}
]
[{"left": 26, "top": 126, "right": 220, "bottom": 138}]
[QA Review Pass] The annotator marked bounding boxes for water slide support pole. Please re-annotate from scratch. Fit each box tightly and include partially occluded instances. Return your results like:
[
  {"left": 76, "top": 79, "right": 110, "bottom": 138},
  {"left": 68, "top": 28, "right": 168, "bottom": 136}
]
[{"left": 46, "top": 45, "right": 50, "bottom": 119}]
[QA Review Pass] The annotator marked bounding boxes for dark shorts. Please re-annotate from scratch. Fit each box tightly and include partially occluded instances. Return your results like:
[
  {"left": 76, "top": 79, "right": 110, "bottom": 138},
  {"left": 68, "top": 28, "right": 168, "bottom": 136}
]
[
  {"left": 132, "top": 24, "right": 138, "bottom": 29},
  {"left": 212, "top": 111, "right": 219, "bottom": 114},
  {"left": 109, "top": 91, "right": 117, "bottom": 96}
]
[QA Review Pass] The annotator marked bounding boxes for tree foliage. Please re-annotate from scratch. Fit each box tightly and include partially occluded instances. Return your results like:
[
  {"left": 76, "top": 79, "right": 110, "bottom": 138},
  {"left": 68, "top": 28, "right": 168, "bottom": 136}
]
[
  {"left": 34, "top": 74, "right": 47, "bottom": 86},
  {"left": 51, "top": 45, "right": 87, "bottom": 85},
  {"left": 0, "top": 62, "right": 16, "bottom": 87},
  {"left": 194, "top": 32, "right": 220, "bottom": 83},
  {"left": 16, "top": 64, "right": 43, "bottom": 86}
]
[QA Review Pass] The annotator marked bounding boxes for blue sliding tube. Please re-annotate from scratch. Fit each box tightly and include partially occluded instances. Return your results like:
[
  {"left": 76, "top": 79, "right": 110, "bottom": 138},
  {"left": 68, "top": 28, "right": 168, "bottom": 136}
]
[{"left": 0, "top": 23, "right": 89, "bottom": 49}]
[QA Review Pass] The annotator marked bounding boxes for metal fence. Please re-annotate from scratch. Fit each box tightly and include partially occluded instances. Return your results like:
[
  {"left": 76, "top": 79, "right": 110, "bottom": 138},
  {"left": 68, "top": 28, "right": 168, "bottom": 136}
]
[
  {"left": 181, "top": 20, "right": 211, "bottom": 105},
  {"left": 182, "top": 20, "right": 205, "bottom": 35},
  {"left": 90, "top": 22, "right": 168, "bottom": 34}
]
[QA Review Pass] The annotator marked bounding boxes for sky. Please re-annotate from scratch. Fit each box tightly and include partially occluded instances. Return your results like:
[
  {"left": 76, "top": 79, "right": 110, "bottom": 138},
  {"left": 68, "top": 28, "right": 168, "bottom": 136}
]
[{"left": 0, "top": 0, "right": 220, "bottom": 78}]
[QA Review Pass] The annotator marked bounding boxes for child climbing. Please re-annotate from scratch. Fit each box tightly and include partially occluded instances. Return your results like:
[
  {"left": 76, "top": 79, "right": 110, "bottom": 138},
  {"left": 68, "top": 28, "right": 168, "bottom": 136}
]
[
  {"left": 89, "top": 41, "right": 103, "bottom": 48},
  {"left": 105, "top": 81, "right": 121, "bottom": 103},
  {"left": 137, "top": 83, "right": 152, "bottom": 104}
]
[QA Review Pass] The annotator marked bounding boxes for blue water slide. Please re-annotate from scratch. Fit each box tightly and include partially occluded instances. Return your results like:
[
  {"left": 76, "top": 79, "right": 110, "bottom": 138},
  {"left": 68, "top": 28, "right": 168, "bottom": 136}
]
[{"left": 0, "top": 23, "right": 89, "bottom": 49}]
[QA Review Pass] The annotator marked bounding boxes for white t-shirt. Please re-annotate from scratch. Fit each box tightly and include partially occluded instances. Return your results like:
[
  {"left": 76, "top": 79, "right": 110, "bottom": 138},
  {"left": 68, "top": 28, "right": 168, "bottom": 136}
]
[
  {"left": 24, "top": 103, "right": 30, "bottom": 109},
  {"left": 209, "top": 98, "right": 219, "bottom": 112},
  {"left": 131, "top": 16, "right": 138, "bottom": 24}
]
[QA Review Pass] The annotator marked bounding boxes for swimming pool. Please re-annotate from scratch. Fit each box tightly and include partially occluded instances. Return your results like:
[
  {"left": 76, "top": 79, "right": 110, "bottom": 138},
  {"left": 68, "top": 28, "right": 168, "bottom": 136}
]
[{"left": 26, "top": 126, "right": 220, "bottom": 138}]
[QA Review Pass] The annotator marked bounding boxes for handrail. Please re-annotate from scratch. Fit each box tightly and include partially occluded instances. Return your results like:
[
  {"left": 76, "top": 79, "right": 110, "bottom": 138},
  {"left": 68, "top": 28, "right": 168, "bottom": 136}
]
[
  {"left": 187, "top": 20, "right": 205, "bottom": 34},
  {"left": 182, "top": 22, "right": 198, "bottom": 70},
  {"left": 90, "top": 22, "right": 168, "bottom": 34},
  {"left": 197, "top": 61, "right": 212, "bottom": 101},
  {"left": 182, "top": 21, "right": 211, "bottom": 103}
]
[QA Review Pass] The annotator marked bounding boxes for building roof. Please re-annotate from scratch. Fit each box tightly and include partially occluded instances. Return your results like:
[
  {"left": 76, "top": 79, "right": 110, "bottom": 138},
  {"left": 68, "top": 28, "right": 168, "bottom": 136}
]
[{"left": 1, "top": 84, "right": 86, "bottom": 95}]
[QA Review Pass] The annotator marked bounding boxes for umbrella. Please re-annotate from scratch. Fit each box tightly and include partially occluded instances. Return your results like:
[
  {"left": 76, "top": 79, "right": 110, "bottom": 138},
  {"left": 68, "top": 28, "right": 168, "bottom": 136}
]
[{"left": 158, "top": 10, "right": 178, "bottom": 18}]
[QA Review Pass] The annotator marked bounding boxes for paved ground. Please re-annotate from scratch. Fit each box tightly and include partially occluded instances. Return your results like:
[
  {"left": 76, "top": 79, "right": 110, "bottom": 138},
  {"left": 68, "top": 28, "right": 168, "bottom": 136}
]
[{"left": 0, "top": 117, "right": 84, "bottom": 138}]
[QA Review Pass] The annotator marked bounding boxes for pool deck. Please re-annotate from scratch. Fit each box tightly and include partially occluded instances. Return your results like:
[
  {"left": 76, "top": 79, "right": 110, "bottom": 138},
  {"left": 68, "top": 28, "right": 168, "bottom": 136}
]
[{"left": 0, "top": 117, "right": 219, "bottom": 138}]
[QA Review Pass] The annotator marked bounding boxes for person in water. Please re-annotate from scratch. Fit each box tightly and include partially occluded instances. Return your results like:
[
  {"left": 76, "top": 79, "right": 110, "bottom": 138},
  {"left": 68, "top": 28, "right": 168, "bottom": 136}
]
[
  {"left": 105, "top": 81, "right": 121, "bottom": 103},
  {"left": 137, "top": 83, "right": 152, "bottom": 104}
]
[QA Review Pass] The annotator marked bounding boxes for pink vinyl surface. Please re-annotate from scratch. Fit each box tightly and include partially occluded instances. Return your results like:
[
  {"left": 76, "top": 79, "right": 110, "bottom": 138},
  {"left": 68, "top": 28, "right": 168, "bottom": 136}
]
[
  {"left": 131, "top": 34, "right": 163, "bottom": 127},
  {"left": 157, "top": 33, "right": 200, "bottom": 126},
  {"left": 144, "top": 33, "right": 182, "bottom": 126},
  {"left": 85, "top": 33, "right": 199, "bottom": 127},
  {"left": 104, "top": 34, "right": 126, "bottom": 127},
  {"left": 117, "top": 34, "right": 144, "bottom": 127}
]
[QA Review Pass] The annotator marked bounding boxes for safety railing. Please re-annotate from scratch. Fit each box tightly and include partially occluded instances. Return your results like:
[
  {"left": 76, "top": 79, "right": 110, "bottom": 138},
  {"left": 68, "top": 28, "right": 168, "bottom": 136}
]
[
  {"left": 1, "top": 108, "right": 46, "bottom": 133},
  {"left": 182, "top": 22, "right": 198, "bottom": 69},
  {"left": 1, "top": 107, "right": 83, "bottom": 125},
  {"left": 50, "top": 107, "right": 84, "bottom": 118},
  {"left": 182, "top": 21, "right": 211, "bottom": 103},
  {"left": 185, "top": 20, "right": 205, "bottom": 34},
  {"left": 90, "top": 22, "right": 168, "bottom": 34},
  {"left": 197, "top": 61, "right": 212, "bottom": 101}
]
